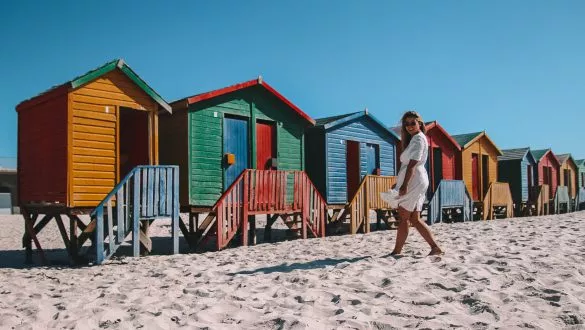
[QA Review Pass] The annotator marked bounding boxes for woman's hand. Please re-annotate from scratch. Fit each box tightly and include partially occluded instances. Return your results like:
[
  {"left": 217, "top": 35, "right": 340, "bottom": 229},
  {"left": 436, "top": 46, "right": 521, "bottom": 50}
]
[{"left": 399, "top": 186, "right": 407, "bottom": 196}]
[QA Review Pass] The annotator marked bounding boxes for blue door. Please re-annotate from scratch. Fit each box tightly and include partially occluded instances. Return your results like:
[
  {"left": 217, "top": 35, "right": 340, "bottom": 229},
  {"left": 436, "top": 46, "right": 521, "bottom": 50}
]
[
  {"left": 223, "top": 116, "right": 249, "bottom": 189},
  {"left": 365, "top": 143, "right": 379, "bottom": 175}
]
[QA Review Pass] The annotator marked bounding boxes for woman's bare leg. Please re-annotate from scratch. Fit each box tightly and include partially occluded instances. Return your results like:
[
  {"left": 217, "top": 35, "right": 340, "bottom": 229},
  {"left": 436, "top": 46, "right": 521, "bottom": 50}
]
[
  {"left": 408, "top": 211, "right": 443, "bottom": 255},
  {"left": 391, "top": 207, "right": 411, "bottom": 254}
]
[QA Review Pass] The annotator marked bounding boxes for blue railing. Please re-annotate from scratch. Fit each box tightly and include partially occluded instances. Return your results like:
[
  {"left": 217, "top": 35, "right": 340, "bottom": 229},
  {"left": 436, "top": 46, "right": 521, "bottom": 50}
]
[
  {"left": 91, "top": 165, "right": 179, "bottom": 264},
  {"left": 427, "top": 180, "right": 473, "bottom": 225}
]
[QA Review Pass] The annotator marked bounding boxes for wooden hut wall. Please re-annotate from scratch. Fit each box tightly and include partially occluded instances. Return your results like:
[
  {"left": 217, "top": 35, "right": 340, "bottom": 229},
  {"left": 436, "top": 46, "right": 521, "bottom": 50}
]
[
  {"left": 558, "top": 158, "right": 577, "bottom": 198},
  {"left": 458, "top": 136, "right": 498, "bottom": 201},
  {"left": 304, "top": 128, "right": 326, "bottom": 198},
  {"left": 17, "top": 88, "right": 69, "bottom": 205},
  {"left": 183, "top": 86, "right": 306, "bottom": 207},
  {"left": 426, "top": 126, "right": 458, "bottom": 189},
  {"left": 159, "top": 109, "right": 190, "bottom": 206},
  {"left": 537, "top": 152, "right": 559, "bottom": 198},
  {"left": 69, "top": 70, "right": 159, "bottom": 207},
  {"left": 497, "top": 160, "right": 522, "bottom": 202},
  {"left": 325, "top": 117, "right": 396, "bottom": 204},
  {"left": 577, "top": 160, "right": 585, "bottom": 188}
]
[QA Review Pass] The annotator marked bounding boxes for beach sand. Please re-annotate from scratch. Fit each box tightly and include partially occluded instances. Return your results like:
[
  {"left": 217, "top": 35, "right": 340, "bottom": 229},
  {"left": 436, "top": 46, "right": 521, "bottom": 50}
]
[{"left": 1, "top": 212, "right": 585, "bottom": 329}]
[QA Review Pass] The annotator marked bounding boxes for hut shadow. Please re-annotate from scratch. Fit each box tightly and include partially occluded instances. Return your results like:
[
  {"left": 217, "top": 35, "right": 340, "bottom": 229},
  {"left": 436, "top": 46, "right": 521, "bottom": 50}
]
[{"left": 228, "top": 256, "right": 370, "bottom": 276}]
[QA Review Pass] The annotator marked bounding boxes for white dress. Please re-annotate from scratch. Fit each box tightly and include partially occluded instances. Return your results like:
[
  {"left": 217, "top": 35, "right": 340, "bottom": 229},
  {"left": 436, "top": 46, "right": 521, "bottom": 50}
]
[{"left": 381, "top": 131, "right": 429, "bottom": 212}]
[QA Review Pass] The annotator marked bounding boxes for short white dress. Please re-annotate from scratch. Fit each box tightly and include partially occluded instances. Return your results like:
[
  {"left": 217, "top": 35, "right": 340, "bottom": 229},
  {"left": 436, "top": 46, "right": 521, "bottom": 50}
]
[{"left": 381, "top": 131, "right": 429, "bottom": 212}]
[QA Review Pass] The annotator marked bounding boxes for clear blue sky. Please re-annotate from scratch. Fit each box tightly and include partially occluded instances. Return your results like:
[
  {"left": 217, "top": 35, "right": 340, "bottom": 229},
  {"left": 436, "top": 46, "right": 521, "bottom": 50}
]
[{"left": 1, "top": 1, "right": 583, "bottom": 159}]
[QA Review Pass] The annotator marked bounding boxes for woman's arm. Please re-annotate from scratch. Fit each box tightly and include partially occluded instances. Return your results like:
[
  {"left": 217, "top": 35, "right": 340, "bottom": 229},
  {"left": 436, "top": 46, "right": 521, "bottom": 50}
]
[{"left": 399, "top": 159, "right": 418, "bottom": 196}]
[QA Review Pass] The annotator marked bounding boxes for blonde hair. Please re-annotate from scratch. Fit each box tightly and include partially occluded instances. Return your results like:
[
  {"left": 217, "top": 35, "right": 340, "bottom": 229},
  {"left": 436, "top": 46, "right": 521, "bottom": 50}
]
[{"left": 400, "top": 110, "right": 426, "bottom": 150}]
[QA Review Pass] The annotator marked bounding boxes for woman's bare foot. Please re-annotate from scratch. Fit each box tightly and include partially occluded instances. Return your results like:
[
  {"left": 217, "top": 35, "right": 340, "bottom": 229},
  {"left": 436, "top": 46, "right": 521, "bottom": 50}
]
[
  {"left": 390, "top": 250, "right": 401, "bottom": 256},
  {"left": 428, "top": 246, "right": 444, "bottom": 256}
]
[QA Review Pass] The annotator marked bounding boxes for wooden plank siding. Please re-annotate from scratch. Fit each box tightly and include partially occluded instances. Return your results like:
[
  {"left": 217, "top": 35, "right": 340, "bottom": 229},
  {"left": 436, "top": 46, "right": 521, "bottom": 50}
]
[
  {"left": 426, "top": 126, "right": 458, "bottom": 191},
  {"left": 18, "top": 91, "right": 69, "bottom": 204},
  {"left": 458, "top": 136, "right": 499, "bottom": 201},
  {"left": 159, "top": 110, "right": 189, "bottom": 206},
  {"left": 324, "top": 118, "right": 395, "bottom": 204},
  {"left": 180, "top": 86, "right": 309, "bottom": 207},
  {"left": 536, "top": 153, "right": 559, "bottom": 198},
  {"left": 559, "top": 159, "right": 577, "bottom": 198},
  {"left": 70, "top": 70, "right": 157, "bottom": 207}
]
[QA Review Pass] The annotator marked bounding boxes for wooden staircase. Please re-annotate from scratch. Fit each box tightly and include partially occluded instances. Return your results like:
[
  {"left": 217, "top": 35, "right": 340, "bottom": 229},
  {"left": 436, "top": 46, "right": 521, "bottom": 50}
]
[
  {"left": 329, "top": 175, "right": 397, "bottom": 234},
  {"left": 182, "top": 170, "right": 327, "bottom": 251},
  {"left": 79, "top": 166, "right": 180, "bottom": 264}
]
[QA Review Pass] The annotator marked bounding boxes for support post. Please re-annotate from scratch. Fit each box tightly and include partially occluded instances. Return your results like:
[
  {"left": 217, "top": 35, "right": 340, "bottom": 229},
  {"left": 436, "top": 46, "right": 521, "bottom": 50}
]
[
  {"left": 172, "top": 166, "right": 179, "bottom": 254},
  {"left": 69, "top": 214, "right": 78, "bottom": 264},
  {"left": 133, "top": 171, "right": 140, "bottom": 257}
]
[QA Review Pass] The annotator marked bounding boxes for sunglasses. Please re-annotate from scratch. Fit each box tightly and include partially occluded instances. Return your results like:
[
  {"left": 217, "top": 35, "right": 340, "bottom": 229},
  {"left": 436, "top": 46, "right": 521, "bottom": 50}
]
[{"left": 403, "top": 120, "right": 418, "bottom": 127}]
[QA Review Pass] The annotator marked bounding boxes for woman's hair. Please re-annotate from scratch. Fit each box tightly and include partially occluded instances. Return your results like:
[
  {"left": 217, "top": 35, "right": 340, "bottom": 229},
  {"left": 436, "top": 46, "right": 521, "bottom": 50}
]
[{"left": 400, "top": 110, "right": 426, "bottom": 150}]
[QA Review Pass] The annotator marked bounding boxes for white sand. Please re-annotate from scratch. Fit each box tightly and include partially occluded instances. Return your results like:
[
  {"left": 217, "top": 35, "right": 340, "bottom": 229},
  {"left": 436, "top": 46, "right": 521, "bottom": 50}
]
[{"left": 1, "top": 212, "right": 585, "bottom": 329}]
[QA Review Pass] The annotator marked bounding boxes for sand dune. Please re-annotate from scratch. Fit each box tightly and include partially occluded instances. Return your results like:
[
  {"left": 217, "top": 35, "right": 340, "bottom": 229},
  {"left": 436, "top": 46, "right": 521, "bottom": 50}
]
[{"left": 1, "top": 212, "right": 585, "bottom": 329}]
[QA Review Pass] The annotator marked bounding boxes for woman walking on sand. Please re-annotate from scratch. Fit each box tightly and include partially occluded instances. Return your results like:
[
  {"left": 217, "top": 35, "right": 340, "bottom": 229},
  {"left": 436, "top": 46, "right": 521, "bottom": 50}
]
[{"left": 382, "top": 111, "right": 443, "bottom": 256}]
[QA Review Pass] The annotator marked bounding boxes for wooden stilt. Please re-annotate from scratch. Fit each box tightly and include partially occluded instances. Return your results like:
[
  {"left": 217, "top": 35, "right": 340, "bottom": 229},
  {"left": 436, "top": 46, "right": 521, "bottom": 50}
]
[
  {"left": 68, "top": 214, "right": 79, "bottom": 264},
  {"left": 22, "top": 209, "right": 49, "bottom": 265},
  {"left": 249, "top": 215, "right": 256, "bottom": 245}
]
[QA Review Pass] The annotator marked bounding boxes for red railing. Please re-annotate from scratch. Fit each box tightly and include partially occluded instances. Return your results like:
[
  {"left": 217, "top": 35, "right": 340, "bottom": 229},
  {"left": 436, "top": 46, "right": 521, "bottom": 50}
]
[{"left": 212, "top": 169, "right": 326, "bottom": 250}]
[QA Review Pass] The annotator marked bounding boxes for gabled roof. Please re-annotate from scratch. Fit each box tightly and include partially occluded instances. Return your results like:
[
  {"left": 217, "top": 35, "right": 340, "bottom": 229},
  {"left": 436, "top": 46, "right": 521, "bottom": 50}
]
[
  {"left": 576, "top": 159, "right": 585, "bottom": 168},
  {"left": 531, "top": 148, "right": 561, "bottom": 167},
  {"left": 16, "top": 59, "right": 171, "bottom": 113},
  {"left": 174, "top": 77, "right": 315, "bottom": 125},
  {"left": 315, "top": 110, "right": 400, "bottom": 140},
  {"left": 451, "top": 131, "right": 503, "bottom": 155},
  {"left": 498, "top": 147, "right": 535, "bottom": 162},
  {"left": 424, "top": 121, "right": 462, "bottom": 151},
  {"left": 556, "top": 153, "right": 577, "bottom": 167}
]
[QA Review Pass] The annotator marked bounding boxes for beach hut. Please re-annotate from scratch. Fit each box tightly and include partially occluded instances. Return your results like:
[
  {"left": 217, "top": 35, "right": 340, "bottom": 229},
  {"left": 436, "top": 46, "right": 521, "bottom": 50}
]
[
  {"left": 393, "top": 121, "right": 461, "bottom": 195},
  {"left": 305, "top": 110, "right": 399, "bottom": 234},
  {"left": 160, "top": 77, "right": 326, "bottom": 250},
  {"left": 531, "top": 149, "right": 561, "bottom": 199},
  {"left": 16, "top": 59, "right": 180, "bottom": 264},
  {"left": 497, "top": 148, "right": 537, "bottom": 215},
  {"left": 576, "top": 159, "right": 585, "bottom": 211},
  {"left": 556, "top": 154, "right": 578, "bottom": 203},
  {"left": 451, "top": 131, "right": 503, "bottom": 202},
  {"left": 427, "top": 180, "right": 473, "bottom": 225}
]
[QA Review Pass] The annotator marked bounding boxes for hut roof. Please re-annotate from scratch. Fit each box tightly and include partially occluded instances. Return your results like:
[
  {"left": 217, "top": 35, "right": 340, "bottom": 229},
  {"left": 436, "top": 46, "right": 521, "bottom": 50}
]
[
  {"left": 576, "top": 159, "right": 585, "bottom": 168},
  {"left": 424, "top": 121, "right": 462, "bottom": 151},
  {"left": 498, "top": 147, "right": 533, "bottom": 161},
  {"left": 314, "top": 110, "right": 400, "bottom": 140},
  {"left": 556, "top": 153, "right": 576, "bottom": 166},
  {"left": 451, "top": 131, "right": 503, "bottom": 155},
  {"left": 531, "top": 148, "right": 561, "bottom": 167},
  {"left": 174, "top": 77, "right": 315, "bottom": 125},
  {"left": 16, "top": 59, "right": 171, "bottom": 113}
]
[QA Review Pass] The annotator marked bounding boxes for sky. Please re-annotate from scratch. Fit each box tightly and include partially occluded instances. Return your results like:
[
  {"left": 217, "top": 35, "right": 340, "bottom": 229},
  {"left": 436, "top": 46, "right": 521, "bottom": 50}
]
[{"left": 0, "top": 1, "right": 583, "bottom": 160}]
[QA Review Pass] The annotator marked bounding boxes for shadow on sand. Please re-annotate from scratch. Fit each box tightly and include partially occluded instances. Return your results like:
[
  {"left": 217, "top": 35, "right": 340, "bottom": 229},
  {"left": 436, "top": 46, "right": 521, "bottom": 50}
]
[{"left": 228, "top": 256, "right": 371, "bottom": 276}]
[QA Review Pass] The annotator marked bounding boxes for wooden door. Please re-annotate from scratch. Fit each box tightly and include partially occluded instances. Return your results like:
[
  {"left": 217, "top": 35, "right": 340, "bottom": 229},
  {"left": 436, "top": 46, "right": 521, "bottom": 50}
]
[
  {"left": 256, "top": 121, "right": 276, "bottom": 170},
  {"left": 471, "top": 153, "right": 480, "bottom": 200},
  {"left": 119, "top": 107, "right": 150, "bottom": 180},
  {"left": 527, "top": 164, "right": 533, "bottom": 200},
  {"left": 365, "top": 143, "right": 379, "bottom": 175},
  {"left": 482, "top": 155, "right": 490, "bottom": 197},
  {"left": 543, "top": 166, "right": 550, "bottom": 185},
  {"left": 346, "top": 141, "right": 361, "bottom": 199},
  {"left": 564, "top": 169, "right": 572, "bottom": 196},
  {"left": 223, "top": 116, "right": 249, "bottom": 189},
  {"left": 433, "top": 147, "right": 443, "bottom": 191}
]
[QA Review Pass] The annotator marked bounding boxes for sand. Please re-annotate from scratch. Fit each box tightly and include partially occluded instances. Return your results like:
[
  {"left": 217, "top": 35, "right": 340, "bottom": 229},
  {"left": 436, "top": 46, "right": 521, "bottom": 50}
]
[{"left": 1, "top": 212, "right": 585, "bottom": 329}]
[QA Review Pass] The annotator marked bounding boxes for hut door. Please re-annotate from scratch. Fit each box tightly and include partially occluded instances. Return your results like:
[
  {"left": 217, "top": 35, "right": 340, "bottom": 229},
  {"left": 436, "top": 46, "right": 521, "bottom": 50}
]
[
  {"left": 223, "top": 116, "right": 249, "bottom": 190},
  {"left": 346, "top": 141, "right": 361, "bottom": 199},
  {"left": 543, "top": 166, "right": 550, "bottom": 185},
  {"left": 527, "top": 165, "right": 533, "bottom": 200},
  {"left": 256, "top": 121, "right": 277, "bottom": 170},
  {"left": 482, "top": 155, "right": 490, "bottom": 197},
  {"left": 433, "top": 148, "right": 443, "bottom": 190},
  {"left": 564, "top": 169, "right": 571, "bottom": 194},
  {"left": 119, "top": 107, "right": 150, "bottom": 179},
  {"left": 471, "top": 153, "right": 480, "bottom": 200},
  {"left": 365, "top": 143, "right": 379, "bottom": 175}
]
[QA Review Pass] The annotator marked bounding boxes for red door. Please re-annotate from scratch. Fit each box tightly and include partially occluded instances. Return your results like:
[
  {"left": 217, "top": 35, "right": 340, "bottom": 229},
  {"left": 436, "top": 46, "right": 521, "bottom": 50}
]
[
  {"left": 346, "top": 141, "right": 361, "bottom": 199},
  {"left": 471, "top": 153, "right": 480, "bottom": 200},
  {"left": 120, "top": 107, "right": 150, "bottom": 179},
  {"left": 256, "top": 121, "right": 276, "bottom": 170}
]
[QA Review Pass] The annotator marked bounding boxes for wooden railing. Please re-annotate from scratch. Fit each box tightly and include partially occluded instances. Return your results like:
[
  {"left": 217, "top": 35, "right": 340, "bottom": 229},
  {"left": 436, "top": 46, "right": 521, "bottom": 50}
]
[
  {"left": 90, "top": 166, "right": 180, "bottom": 264},
  {"left": 211, "top": 170, "right": 327, "bottom": 250},
  {"left": 531, "top": 184, "right": 550, "bottom": 216},
  {"left": 427, "top": 180, "right": 473, "bottom": 225},
  {"left": 482, "top": 182, "right": 513, "bottom": 220},
  {"left": 553, "top": 185, "right": 570, "bottom": 214},
  {"left": 346, "top": 175, "right": 397, "bottom": 234}
]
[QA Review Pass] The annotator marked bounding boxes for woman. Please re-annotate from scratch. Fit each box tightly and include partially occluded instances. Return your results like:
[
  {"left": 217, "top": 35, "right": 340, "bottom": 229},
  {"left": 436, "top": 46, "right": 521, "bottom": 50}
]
[{"left": 385, "top": 111, "right": 443, "bottom": 256}]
